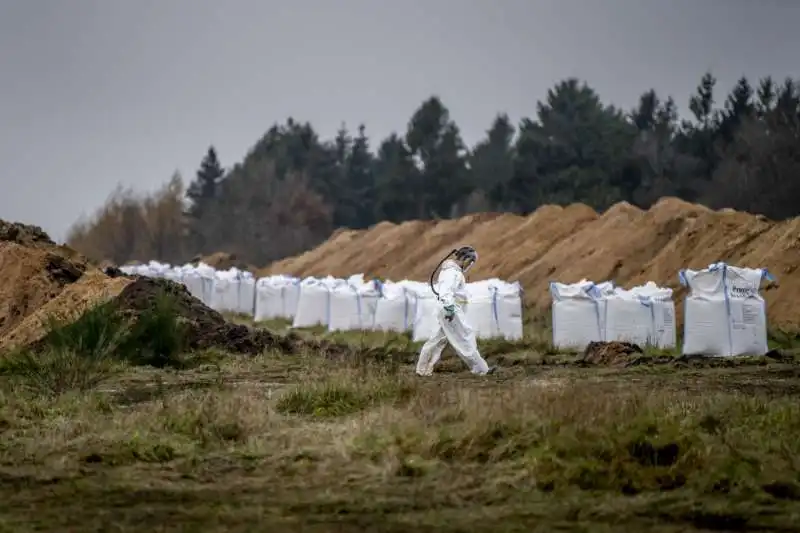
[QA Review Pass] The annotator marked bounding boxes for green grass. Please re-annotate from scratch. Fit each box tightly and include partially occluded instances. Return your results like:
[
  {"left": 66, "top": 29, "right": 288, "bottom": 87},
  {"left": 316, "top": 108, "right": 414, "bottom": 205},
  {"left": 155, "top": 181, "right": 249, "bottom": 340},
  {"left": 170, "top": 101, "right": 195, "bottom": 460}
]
[
  {"left": 276, "top": 366, "right": 417, "bottom": 417},
  {"left": 0, "top": 304, "right": 798, "bottom": 531},
  {"left": 0, "top": 353, "right": 799, "bottom": 532}
]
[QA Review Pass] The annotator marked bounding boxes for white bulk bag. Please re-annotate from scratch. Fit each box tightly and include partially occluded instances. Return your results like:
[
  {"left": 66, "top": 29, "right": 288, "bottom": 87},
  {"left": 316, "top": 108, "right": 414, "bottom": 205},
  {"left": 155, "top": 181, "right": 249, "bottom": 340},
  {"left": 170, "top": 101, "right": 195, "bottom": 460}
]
[
  {"left": 356, "top": 280, "right": 383, "bottom": 330},
  {"left": 604, "top": 283, "right": 676, "bottom": 349},
  {"left": 282, "top": 280, "right": 301, "bottom": 319},
  {"left": 182, "top": 271, "right": 206, "bottom": 302},
  {"left": 221, "top": 277, "right": 241, "bottom": 312},
  {"left": 681, "top": 262, "right": 772, "bottom": 357},
  {"left": 292, "top": 279, "right": 332, "bottom": 328},
  {"left": 409, "top": 279, "right": 526, "bottom": 342},
  {"left": 373, "top": 283, "right": 415, "bottom": 332},
  {"left": 465, "top": 281, "right": 496, "bottom": 339},
  {"left": 465, "top": 280, "right": 525, "bottom": 341},
  {"left": 328, "top": 284, "right": 362, "bottom": 331},
  {"left": 254, "top": 276, "right": 299, "bottom": 321},
  {"left": 254, "top": 278, "right": 282, "bottom": 321},
  {"left": 551, "top": 279, "right": 611, "bottom": 350},
  {"left": 491, "top": 282, "right": 524, "bottom": 341},
  {"left": 209, "top": 276, "right": 235, "bottom": 312},
  {"left": 236, "top": 274, "right": 256, "bottom": 315},
  {"left": 325, "top": 280, "right": 382, "bottom": 331}
]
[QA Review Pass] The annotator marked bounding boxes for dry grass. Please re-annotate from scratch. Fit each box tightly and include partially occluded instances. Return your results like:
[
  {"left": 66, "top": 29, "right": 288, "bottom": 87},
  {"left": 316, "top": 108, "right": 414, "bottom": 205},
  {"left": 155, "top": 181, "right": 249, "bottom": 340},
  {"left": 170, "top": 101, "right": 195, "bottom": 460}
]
[{"left": 1, "top": 340, "right": 800, "bottom": 532}]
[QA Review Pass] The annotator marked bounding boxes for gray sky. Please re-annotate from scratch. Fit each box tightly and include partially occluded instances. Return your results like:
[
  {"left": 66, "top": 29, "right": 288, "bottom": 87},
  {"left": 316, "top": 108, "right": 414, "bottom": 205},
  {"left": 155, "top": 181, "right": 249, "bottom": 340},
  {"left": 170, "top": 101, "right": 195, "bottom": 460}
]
[{"left": 1, "top": 0, "right": 797, "bottom": 242}]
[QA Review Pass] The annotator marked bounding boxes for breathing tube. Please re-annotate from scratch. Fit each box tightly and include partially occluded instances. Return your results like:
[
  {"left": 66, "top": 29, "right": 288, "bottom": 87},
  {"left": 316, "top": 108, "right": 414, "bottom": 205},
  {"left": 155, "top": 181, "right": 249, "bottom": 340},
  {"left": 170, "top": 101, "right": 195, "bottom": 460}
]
[{"left": 429, "top": 249, "right": 458, "bottom": 298}]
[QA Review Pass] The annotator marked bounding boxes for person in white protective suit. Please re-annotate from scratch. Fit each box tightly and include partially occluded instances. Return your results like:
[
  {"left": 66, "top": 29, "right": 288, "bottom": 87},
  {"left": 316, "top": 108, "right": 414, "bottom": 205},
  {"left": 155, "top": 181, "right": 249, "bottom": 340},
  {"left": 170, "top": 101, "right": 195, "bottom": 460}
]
[{"left": 416, "top": 245, "right": 495, "bottom": 376}]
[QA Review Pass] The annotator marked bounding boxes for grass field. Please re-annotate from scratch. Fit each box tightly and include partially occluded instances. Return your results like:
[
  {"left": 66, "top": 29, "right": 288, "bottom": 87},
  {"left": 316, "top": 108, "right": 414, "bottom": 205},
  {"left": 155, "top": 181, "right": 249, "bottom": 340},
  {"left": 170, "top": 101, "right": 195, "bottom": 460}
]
[{"left": 0, "top": 306, "right": 799, "bottom": 532}]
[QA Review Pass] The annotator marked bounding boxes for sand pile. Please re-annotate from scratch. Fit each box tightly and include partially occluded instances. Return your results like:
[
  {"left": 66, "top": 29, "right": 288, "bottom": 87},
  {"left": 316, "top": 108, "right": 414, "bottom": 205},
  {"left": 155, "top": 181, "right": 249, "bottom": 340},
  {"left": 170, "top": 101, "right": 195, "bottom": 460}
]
[
  {"left": 0, "top": 219, "right": 131, "bottom": 349},
  {"left": 0, "top": 270, "right": 133, "bottom": 351},
  {"left": 0, "top": 241, "right": 89, "bottom": 338},
  {"left": 262, "top": 197, "right": 800, "bottom": 326}
]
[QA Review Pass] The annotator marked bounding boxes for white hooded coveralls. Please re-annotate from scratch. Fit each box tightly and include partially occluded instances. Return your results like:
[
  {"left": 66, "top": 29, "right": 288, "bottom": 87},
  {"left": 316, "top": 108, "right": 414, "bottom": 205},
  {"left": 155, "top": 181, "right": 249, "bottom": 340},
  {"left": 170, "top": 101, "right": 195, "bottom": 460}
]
[{"left": 416, "top": 259, "right": 491, "bottom": 376}]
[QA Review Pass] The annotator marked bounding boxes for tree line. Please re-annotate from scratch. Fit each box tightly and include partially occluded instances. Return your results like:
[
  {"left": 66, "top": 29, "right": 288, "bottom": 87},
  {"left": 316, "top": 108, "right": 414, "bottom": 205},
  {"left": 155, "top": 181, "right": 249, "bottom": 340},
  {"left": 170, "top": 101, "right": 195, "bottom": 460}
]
[{"left": 67, "top": 71, "right": 800, "bottom": 267}]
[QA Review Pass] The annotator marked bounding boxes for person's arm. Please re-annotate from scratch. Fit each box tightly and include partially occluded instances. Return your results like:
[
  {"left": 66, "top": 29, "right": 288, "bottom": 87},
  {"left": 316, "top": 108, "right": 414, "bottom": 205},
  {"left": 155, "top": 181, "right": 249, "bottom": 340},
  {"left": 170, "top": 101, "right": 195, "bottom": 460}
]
[{"left": 437, "top": 268, "right": 460, "bottom": 308}]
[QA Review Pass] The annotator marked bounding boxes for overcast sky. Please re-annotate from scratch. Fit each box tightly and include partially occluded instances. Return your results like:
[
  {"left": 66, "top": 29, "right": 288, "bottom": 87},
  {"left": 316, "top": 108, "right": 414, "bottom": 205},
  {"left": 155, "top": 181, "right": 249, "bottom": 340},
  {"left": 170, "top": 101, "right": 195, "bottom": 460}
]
[{"left": 1, "top": 0, "right": 797, "bottom": 242}]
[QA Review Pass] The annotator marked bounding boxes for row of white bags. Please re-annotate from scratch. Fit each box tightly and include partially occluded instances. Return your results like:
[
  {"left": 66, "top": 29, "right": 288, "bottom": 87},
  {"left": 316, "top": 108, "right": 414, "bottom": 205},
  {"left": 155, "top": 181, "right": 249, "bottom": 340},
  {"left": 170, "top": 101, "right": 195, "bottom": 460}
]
[
  {"left": 551, "top": 280, "right": 677, "bottom": 350},
  {"left": 254, "top": 276, "right": 524, "bottom": 341},
  {"left": 129, "top": 264, "right": 524, "bottom": 342},
  {"left": 123, "top": 262, "right": 259, "bottom": 316},
  {"left": 551, "top": 262, "right": 775, "bottom": 357}
]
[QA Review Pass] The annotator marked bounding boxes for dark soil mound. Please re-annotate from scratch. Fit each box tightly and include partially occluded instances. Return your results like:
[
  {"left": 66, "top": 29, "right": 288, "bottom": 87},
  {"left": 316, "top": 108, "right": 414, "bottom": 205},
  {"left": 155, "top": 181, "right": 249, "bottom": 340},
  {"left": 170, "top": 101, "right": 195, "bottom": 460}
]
[
  {"left": 581, "top": 341, "right": 644, "bottom": 366},
  {"left": 113, "top": 277, "right": 348, "bottom": 356},
  {"left": 102, "top": 266, "right": 127, "bottom": 278},
  {"left": 45, "top": 253, "right": 87, "bottom": 285},
  {"left": 0, "top": 220, "right": 55, "bottom": 247}
]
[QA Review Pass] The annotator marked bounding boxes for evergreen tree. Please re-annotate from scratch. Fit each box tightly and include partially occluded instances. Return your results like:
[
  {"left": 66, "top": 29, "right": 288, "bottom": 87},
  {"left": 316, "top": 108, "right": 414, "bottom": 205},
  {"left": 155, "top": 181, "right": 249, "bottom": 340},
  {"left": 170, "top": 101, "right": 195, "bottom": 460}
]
[
  {"left": 65, "top": 70, "right": 800, "bottom": 267},
  {"left": 185, "top": 146, "right": 225, "bottom": 254}
]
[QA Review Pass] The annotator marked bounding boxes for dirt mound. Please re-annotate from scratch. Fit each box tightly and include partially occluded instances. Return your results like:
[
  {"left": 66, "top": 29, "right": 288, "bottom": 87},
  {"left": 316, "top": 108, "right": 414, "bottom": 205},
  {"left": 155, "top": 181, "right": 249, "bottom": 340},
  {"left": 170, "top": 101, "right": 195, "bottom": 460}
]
[
  {"left": 0, "top": 270, "right": 134, "bottom": 351},
  {"left": 111, "top": 277, "right": 347, "bottom": 356},
  {"left": 581, "top": 341, "right": 644, "bottom": 365},
  {"left": 0, "top": 219, "right": 346, "bottom": 359},
  {"left": 0, "top": 218, "right": 126, "bottom": 349},
  {"left": 263, "top": 197, "right": 800, "bottom": 326},
  {"left": 0, "top": 217, "right": 351, "bottom": 358},
  {"left": 0, "top": 220, "right": 55, "bottom": 248},
  {"left": 3, "top": 270, "right": 353, "bottom": 358},
  {"left": 0, "top": 241, "right": 91, "bottom": 337}
]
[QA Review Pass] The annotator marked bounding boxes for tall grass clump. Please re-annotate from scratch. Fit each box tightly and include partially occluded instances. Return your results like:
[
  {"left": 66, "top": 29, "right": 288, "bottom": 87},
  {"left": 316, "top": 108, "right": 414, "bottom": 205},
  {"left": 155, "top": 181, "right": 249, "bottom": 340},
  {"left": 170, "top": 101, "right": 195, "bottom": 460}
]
[
  {"left": 123, "top": 290, "right": 188, "bottom": 368},
  {"left": 0, "top": 301, "right": 129, "bottom": 396},
  {"left": 0, "top": 289, "right": 189, "bottom": 396},
  {"left": 0, "top": 345, "right": 116, "bottom": 397},
  {"left": 276, "top": 365, "right": 417, "bottom": 418}
]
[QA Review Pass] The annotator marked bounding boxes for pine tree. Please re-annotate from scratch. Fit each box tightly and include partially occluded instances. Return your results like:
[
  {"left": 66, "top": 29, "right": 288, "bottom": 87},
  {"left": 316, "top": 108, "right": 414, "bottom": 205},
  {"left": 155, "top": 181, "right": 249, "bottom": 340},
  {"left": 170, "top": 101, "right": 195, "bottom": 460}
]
[{"left": 185, "top": 146, "right": 225, "bottom": 254}]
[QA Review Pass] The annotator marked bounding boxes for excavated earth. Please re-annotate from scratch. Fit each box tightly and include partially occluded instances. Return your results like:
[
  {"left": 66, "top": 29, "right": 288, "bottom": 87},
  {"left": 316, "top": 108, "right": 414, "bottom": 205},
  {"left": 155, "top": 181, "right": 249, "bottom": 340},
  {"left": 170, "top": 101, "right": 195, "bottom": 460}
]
[
  {"left": 0, "top": 220, "right": 348, "bottom": 357},
  {"left": 262, "top": 197, "right": 800, "bottom": 328}
]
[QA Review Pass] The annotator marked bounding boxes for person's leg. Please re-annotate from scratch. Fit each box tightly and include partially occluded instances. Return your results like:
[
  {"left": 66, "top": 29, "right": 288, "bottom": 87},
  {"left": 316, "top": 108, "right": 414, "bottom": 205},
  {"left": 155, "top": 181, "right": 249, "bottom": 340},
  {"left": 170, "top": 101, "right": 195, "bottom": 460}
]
[
  {"left": 416, "top": 324, "right": 448, "bottom": 376},
  {"left": 442, "top": 310, "right": 492, "bottom": 374}
]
